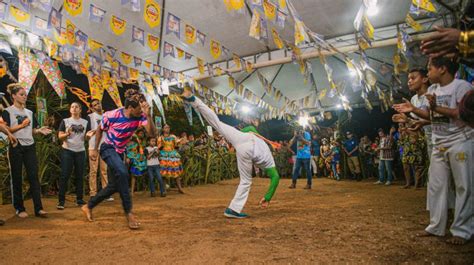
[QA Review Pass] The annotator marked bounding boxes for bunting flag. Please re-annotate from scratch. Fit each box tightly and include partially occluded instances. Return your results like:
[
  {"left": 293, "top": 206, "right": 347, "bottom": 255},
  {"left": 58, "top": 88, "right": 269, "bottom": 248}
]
[
  {"left": 245, "top": 60, "right": 253, "bottom": 73},
  {"left": 43, "top": 38, "right": 57, "bottom": 58},
  {"left": 75, "top": 30, "right": 88, "bottom": 51},
  {"left": 129, "top": 68, "right": 139, "bottom": 80},
  {"left": 147, "top": 33, "right": 160, "bottom": 51},
  {"left": 129, "top": 26, "right": 143, "bottom": 46},
  {"left": 164, "top": 41, "right": 175, "bottom": 57},
  {"left": 166, "top": 13, "right": 181, "bottom": 38},
  {"left": 197, "top": 57, "right": 205, "bottom": 74},
  {"left": 121, "top": 52, "right": 132, "bottom": 65},
  {"left": 263, "top": 0, "right": 276, "bottom": 20},
  {"left": 79, "top": 53, "right": 90, "bottom": 74},
  {"left": 249, "top": 0, "right": 262, "bottom": 9},
  {"left": 294, "top": 21, "right": 308, "bottom": 46},
  {"left": 144, "top": 60, "right": 151, "bottom": 69},
  {"left": 405, "top": 14, "right": 424, "bottom": 31},
  {"left": 249, "top": 10, "right": 261, "bottom": 40},
  {"left": 412, "top": 0, "right": 436, "bottom": 13},
  {"left": 36, "top": 52, "right": 66, "bottom": 98},
  {"left": 176, "top": 47, "right": 184, "bottom": 59},
  {"left": 271, "top": 28, "right": 284, "bottom": 49},
  {"left": 184, "top": 23, "right": 196, "bottom": 44},
  {"left": 144, "top": 0, "right": 161, "bottom": 28},
  {"left": 276, "top": 9, "right": 286, "bottom": 28},
  {"left": 228, "top": 76, "right": 236, "bottom": 89},
  {"left": 110, "top": 15, "right": 127, "bottom": 36},
  {"left": 0, "top": 2, "right": 6, "bottom": 20},
  {"left": 107, "top": 45, "right": 118, "bottom": 57},
  {"left": 131, "top": 0, "right": 141, "bottom": 12},
  {"left": 119, "top": 64, "right": 129, "bottom": 80},
  {"left": 88, "top": 39, "right": 103, "bottom": 51},
  {"left": 260, "top": 17, "right": 269, "bottom": 43},
  {"left": 185, "top": 52, "right": 193, "bottom": 60},
  {"left": 210, "top": 39, "right": 221, "bottom": 59},
  {"left": 47, "top": 7, "right": 61, "bottom": 33},
  {"left": 87, "top": 71, "right": 104, "bottom": 100},
  {"left": 54, "top": 28, "right": 67, "bottom": 45},
  {"left": 101, "top": 69, "right": 122, "bottom": 107},
  {"left": 65, "top": 19, "right": 76, "bottom": 45},
  {"left": 196, "top": 30, "right": 206, "bottom": 46},
  {"left": 89, "top": 3, "right": 106, "bottom": 23},
  {"left": 233, "top": 54, "right": 241, "bottom": 69},
  {"left": 33, "top": 16, "right": 48, "bottom": 33},
  {"left": 18, "top": 50, "right": 40, "bottom": 95},
  {"left": 64, "top": 0, "right": 83, "bottom": 17},
  {"left": 153, "top": 64, "right": 160, "bottom": 74},
  {"left": 134, "top": 56, "right": 142, "bottom": 67},
  {"left": 32, "top": 0, "right": 52, "bottom": 12},
  {"left": 9, "top": 5, "right": 31, "bottom": 26},
  {"left": 11, "top": 0, "right": 30, "bottom": 12}
]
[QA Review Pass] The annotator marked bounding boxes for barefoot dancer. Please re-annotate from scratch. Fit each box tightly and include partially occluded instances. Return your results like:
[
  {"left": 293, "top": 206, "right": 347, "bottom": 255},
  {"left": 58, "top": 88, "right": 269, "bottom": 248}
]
[
  {"left": 82, "top": 89, "right": 156, "bottom": 229},
  {"left": 182, "top": 88, "right": 280, "bottom": 218}
]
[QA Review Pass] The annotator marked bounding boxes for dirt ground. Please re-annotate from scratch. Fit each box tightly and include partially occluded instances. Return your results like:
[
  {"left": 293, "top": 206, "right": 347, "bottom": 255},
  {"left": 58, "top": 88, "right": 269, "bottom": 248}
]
[{"left": 0, "top": 178, "right": 472, "bottom": 264}]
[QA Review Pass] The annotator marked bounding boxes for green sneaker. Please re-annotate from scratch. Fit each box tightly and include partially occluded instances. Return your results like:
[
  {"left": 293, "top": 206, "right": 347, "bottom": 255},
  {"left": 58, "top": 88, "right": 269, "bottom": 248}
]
[{"left": 224, "top": 208, "right": 248, "bottom": 219}]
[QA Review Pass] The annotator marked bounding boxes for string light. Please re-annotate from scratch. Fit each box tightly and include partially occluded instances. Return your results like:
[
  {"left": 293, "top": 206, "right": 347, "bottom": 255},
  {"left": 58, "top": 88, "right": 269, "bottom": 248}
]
[
  {"left": 241, "top": 105, "right": 251, "bottom": 114},
  {"left": 298, "top": 115, "right": 309, "bottom": 128}
]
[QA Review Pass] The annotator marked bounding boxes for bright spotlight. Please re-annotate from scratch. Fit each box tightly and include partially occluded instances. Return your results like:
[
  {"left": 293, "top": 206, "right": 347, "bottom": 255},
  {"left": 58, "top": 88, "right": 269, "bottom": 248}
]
[
  {"left": 298, "top": 116, "right": 309, "bottom": 128},
  {"left": 367, "top": 6, "right": 379, "bottom": 16},
  {"left": 241, "top": 105, "right": 251, "bottom": 114},
  {"left": 336, "top": 104, "right": 342, "bottom": 109},
  {"left": 349, "top": 68, "right": 357, "bottom": 76},
  {"left": 340, "top": 95, "right": 348, "bottom": 102},
  {"left": 10, "top": 35, "right": 22, "bottom": 46}
]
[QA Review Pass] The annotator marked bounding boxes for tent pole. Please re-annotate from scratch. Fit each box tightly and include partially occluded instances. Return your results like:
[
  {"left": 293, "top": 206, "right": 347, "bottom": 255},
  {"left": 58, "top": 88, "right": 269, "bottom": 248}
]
[{"left": 193, "top": 32, "right": 434, "bottom": 81}]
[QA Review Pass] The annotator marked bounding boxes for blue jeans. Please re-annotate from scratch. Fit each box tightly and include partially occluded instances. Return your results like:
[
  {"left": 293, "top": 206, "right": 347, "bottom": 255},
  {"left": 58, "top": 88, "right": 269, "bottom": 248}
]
[
  {"left": 59, "top": 148, "right": 85, "bottom": 203},
  {"left": 378, "top": 160, "right": 393, "bottom": 182},
  {"left": 147, "top": 165, "right": 165, "bottom": 194},
  {"left": 292, "top": 158, "right": 312, "bottom": 186},
  {"left": 88, "top": 144, "right": 132, "bottom": 214},
  {"left": 331, "top": 162, "right": 340, "bottom": 180}
]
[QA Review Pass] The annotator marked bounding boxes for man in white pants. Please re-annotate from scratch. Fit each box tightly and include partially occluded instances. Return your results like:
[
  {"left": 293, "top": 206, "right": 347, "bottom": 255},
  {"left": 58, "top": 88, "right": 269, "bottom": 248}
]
[
  {"left": 394, "top": 57, "right": 473, "bottom": 245},
  {"left": 182, "top": 89, "right": 280, "bottom": 218}
]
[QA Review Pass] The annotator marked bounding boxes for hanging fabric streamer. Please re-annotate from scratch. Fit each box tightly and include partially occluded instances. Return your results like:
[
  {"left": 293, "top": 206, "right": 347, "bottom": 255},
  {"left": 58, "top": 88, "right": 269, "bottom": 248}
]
[
  {"left": 184, "top": 103, "right": 193, "bottom": 125},
  {"left": 36, "top": 52, "right": 66, "bottom": 98},
  {"left": 18, "top": 50, "right": 40, "bottom": 95}
]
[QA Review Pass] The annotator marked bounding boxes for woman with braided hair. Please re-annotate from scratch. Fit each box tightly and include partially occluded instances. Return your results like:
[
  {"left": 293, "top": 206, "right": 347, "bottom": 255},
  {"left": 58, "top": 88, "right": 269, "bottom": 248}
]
[{"left": 82, "top": 89, "right": 156, "bottom": 229}]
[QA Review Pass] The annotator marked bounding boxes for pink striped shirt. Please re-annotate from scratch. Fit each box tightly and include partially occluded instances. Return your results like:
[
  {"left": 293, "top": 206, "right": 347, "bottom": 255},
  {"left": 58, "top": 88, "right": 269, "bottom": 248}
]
[{"left": 100, "top": 108, "right": 147, "bottom": 153}]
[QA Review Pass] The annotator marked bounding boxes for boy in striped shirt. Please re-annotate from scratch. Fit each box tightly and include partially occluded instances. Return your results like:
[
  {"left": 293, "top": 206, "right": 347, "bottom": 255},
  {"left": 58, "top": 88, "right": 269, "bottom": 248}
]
[{"left": 82, "top": 89, "right": 156, "bottom": 229}]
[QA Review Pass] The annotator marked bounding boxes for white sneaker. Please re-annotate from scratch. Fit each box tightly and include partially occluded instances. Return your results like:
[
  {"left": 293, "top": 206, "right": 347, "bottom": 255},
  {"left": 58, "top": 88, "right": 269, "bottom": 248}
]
[
  {"left": 374, "top": 181, "right": 383, "bottom": 185},
  {"left": 105, "top": 197, "right": 114, "bottom": 202},
  {"left": 385, "top": 181, "right": 392, "bottom": 186}
]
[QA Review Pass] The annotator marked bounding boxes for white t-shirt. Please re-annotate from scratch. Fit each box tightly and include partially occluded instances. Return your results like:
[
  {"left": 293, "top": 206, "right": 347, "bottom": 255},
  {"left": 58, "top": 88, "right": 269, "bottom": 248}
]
[
  {"left": 145, "top": 146, "right": 160, "bottom": 166},
  {"left": 410, "top": 93, "right": 432, "bottom": 138},
  {"left": 59, "top": 117, "right": 89, "bottom": 152},
  {"left": 427, "top": 79, "right": 474, "bottom": 145},
  {"left": 2, "top": 106, "right": 35, "bottom": 146},
  {"left": 87, "top": 112, "right": 105, "bottom": 150}
]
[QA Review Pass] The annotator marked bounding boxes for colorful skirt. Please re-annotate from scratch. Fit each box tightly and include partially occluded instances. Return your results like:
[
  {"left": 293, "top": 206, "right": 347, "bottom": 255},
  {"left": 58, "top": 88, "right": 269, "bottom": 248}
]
[{"left": 160, "top": 150, "right": 183, "bottom": 178}]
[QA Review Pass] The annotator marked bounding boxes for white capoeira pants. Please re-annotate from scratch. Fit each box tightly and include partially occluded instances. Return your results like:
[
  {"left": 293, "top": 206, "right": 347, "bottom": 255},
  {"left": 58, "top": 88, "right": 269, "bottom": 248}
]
[
  {"left": 425, "top": 137, "right": 474, "bottom": 240},
  {"left": 189, "top": 97, "right": 275, "bottom": 213}
]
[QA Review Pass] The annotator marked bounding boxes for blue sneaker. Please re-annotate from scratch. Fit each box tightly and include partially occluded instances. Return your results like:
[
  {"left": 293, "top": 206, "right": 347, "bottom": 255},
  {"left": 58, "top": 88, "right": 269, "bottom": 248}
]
[{"left": 224, "top": 208, "right": 248, "bottom": 219}]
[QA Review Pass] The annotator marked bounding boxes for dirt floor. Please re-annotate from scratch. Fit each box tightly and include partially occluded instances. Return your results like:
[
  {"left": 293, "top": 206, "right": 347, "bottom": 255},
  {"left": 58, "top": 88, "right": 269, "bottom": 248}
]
[{"left": 0, "top": 178, "right": 473, "bottom": 264}]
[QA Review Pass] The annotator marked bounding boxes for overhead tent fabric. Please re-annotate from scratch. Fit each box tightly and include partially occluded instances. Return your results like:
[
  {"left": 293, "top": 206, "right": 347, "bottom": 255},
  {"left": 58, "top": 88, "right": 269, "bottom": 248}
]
[{"left": 0, "top": 0, "right": 456, "bottom": 114}]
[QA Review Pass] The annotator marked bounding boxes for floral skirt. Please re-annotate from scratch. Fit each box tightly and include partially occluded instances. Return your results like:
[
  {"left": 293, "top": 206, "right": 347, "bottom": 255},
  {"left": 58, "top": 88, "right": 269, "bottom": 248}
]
[{"left": 160, "top": 150, "right": 183, "bottom": 178}]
